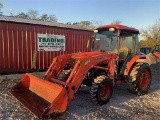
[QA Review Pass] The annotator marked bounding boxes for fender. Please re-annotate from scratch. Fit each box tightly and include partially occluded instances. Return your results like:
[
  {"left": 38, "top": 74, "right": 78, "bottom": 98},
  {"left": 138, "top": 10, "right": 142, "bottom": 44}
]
[
  {"left": 124, "top": 55, "right": 146, "bottom": 76},
  {"left": 153, "top": 52, "right": 160, "bottom": 58}
]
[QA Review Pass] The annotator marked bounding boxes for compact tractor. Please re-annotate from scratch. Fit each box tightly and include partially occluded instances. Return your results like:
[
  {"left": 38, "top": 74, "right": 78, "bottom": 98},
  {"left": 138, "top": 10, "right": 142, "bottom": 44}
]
[
  {"left": 152, "top": 44, "right": 160, "bottom": 58},
  {"left": 140, "top": 45, "right": 160, "bottom": 58},
  {"left": 10, "top": 24, "right": 152, "bottom": 118}
]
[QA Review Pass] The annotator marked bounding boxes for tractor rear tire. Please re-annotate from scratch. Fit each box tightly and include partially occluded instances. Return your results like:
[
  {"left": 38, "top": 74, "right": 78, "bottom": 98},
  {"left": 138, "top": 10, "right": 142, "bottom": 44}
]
[
  {"left": 90, "top": 75, "right": 113, "bottom": 105},
  {"left": 127, "top": 62, "right": 151, "bottom": 95}
]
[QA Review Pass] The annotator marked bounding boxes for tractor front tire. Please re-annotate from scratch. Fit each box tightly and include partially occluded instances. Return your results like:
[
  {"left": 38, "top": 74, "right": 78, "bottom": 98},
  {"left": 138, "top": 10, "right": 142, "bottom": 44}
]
[
  {"left": 127, "top": 62, "right": 151, "bottom": 95},
  {"left": 90, "top": 75, "right": 113, "bottom": 105}
]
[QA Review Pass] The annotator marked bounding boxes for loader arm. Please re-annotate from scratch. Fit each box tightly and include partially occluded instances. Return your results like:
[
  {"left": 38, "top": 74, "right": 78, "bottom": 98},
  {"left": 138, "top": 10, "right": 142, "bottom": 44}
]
[{"left": 44, "top": 52, "right": 118, "bottom": 103}]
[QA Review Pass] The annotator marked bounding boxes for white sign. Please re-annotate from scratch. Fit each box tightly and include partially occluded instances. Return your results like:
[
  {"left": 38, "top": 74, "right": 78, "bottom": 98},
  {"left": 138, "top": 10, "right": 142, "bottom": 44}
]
[{"left": 37, "top": 34, "right": 65, "bottom": 51}]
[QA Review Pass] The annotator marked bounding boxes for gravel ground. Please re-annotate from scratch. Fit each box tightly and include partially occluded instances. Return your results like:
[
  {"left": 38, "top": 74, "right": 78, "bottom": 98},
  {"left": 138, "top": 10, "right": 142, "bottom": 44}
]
[{"left": 0, "top": 59, "right": 160, "bottom": 120}]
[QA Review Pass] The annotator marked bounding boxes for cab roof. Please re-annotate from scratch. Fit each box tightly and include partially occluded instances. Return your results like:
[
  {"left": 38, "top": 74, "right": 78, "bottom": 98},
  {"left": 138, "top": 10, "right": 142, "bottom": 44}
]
[{"left": 96, "top": 24, "right": 139, "bottom": 34}]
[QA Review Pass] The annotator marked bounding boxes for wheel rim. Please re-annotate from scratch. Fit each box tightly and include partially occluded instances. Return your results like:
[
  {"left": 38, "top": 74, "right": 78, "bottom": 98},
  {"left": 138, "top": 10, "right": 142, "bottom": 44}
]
[
  {"left": 100, "top": 84, "right": 111, "bottom": 100},
  {"left": 140, "top": 68, "right": 151, "bottom": 90}
]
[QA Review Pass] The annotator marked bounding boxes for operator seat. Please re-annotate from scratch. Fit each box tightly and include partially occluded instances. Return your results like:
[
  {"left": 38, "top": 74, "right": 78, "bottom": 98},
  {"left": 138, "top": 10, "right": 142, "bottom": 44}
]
[{"left": 118, "top": 46, "right": 129, "bottom": 62}]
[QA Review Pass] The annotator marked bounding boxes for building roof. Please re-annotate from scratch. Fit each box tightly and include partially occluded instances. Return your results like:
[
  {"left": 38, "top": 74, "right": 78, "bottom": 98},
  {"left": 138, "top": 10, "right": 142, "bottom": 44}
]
[
  {"left": 96, "top": 24, "right": 139, "bottom": 34},
  {"left": 0, "top": 16, "right": 92, "bottom": 31}
]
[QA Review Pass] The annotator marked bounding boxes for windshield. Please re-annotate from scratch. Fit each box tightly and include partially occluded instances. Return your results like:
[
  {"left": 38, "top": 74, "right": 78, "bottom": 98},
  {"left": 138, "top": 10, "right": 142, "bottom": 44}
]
[{"left": 92, "top": 31, "right": 118, "bottom": 53}]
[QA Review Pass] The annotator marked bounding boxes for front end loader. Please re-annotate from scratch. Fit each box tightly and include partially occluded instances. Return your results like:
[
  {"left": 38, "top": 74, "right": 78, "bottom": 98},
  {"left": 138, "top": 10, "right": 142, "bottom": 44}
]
[
  {"left": 10, "top": 52, "right": 118, "bottom": 118},
  {"left": 10, "top": 24, "right": 152, "bottom": 118}
]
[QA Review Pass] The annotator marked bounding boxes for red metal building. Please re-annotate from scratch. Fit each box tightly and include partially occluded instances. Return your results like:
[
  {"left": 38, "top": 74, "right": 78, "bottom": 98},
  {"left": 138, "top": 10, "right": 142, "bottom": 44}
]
[{"left": 0, "top": 16, "right": 93, "bottom": 73}]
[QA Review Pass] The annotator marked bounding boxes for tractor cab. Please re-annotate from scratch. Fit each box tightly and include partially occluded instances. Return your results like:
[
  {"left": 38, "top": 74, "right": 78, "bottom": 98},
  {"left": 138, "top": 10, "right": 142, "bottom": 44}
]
[{"left": 93, "top": 24, "right": 140, "bottom": 61}]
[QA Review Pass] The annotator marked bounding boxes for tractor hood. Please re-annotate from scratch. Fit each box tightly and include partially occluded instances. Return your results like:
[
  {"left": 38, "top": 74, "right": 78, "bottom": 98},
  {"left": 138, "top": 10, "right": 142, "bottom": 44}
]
[{"left": 70, "top": 52, "right": 116, "bottom": 59}]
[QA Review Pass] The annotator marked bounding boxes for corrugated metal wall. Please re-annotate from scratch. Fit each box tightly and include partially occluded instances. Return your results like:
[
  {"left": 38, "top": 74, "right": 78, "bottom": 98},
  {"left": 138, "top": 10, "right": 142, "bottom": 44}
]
[{"left": 0, "top": 21, "right": 93, "bottom": 73}]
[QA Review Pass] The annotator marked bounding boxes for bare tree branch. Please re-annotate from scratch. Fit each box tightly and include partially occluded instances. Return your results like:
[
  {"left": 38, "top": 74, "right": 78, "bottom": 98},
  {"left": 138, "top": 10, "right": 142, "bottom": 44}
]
[{"left": 27, "top": 9, "right": 38, "bottom": 20}]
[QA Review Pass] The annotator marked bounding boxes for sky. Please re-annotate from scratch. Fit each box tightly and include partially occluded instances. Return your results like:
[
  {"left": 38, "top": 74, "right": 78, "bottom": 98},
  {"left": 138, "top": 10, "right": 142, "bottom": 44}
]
[{"left": 1, "top": 0, "right": 160, "bottom": 30}]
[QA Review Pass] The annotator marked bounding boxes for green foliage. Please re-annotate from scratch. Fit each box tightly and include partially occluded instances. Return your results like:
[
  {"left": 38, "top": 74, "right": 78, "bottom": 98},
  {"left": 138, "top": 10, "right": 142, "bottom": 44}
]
[
  {"left": 14, "top": 9, "right": 58, "bottom": 22},
  {"left": 48, "top": 14, "right": 57, "bottom": 22},
  {"left": 16, "top": 12, "right": 29, "bottom": 19},
  {"left": 140, "top": 19, "right": 160, "bottom": 48},
  {"left": 139, "top": 40, "right": 156, "bottom": 51},
  {"left": 66, "top": 20, "right": 105, "bottom": 29},
  {"left": 40, "top": 14, "right": 58, "bottom": 22},
  {"left": 40, "top": 14, "right": 48, "bottom": 21},
  {"left": 79, "top": 21, "right": 92, "bottom": 27},
  {"left": 72, "top": 22, "right": 79, "bottom": 25}
]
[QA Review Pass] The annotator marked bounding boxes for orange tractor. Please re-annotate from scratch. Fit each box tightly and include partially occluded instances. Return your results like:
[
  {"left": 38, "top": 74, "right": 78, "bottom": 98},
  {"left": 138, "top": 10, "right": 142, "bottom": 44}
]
[
  {"left": 140, "top": 45, "right": 160, "bottom": 58},
  {"left": 152, "top": 44, "right": 160, "bottom": 58},
  {"left": 10, "top": 24, "right": 152, "bottom": 118}
]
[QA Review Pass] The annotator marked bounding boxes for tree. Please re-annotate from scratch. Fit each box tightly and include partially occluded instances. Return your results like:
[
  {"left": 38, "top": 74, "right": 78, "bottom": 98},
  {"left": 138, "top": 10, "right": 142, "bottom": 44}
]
[
  {"left": 140, "top": 19, "right": 160, "bottom": 48},
  {"left": 66, "top": 21, "right": 72, "bottom": 24},
  {"left": 66, "top": 20, "right": 99, "bottom": 29},
  {"left": 0, "top": 2, "right": 3, "bottom": 15},
  {"left": 79, "top": 21, "right": 92, "bottom": 27},
  {"left": 40, "top": 14, "right": 48, "bottom": 21},
  {"left": 72, "top": 22, "right": 79, "bottom": 25},
  {"left": 48, "top": 14, "right": 57, "bottom": 22},
  {"left": 111, "top": 20, "right": 122, "bottom": 24},
  {"left": 0, "top": 2, "right": 3, "bottom": 11},
  {"left": 91, "top": 20, "right": 104, "bottom": 27},
  {"left": 78, "top": 21, "right": 95, "bottom": 29},
  {"left": 16, "top": 12, "right": 29, "bottom": 19},
  {"left": 27, "top": 9, "right": 38, "bottom": 20}
]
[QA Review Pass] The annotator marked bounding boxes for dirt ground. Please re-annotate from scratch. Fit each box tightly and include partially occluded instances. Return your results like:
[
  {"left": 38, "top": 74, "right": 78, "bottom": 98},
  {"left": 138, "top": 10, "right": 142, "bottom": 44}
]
[{"left": 0, "top": 57, "right": 160, "bottom": 120}]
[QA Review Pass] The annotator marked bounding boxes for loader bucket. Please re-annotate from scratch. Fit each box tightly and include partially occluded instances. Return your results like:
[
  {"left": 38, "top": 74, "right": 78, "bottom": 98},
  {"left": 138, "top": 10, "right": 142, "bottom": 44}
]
[{"left": 10, "top": 73, "right": 68, "bottom": 119}]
